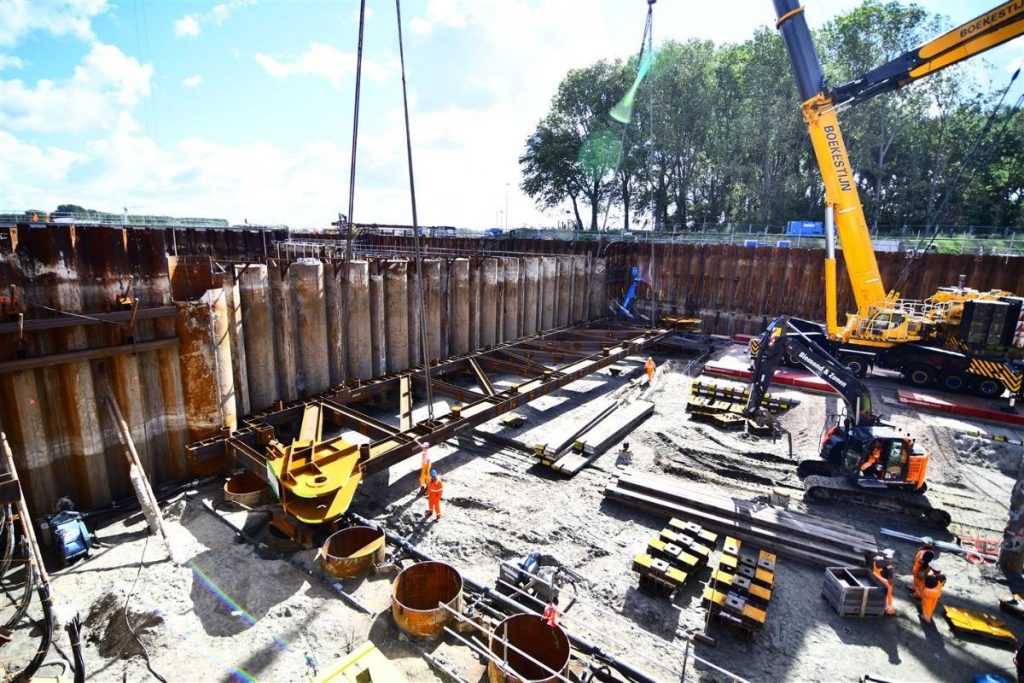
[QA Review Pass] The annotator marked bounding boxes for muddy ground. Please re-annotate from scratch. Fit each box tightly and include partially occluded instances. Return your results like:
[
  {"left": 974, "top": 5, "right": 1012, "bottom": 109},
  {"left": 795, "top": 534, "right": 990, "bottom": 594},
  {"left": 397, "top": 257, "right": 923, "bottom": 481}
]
[{"left": 2, "top": 343, "right": 1022, "bottom": 682}]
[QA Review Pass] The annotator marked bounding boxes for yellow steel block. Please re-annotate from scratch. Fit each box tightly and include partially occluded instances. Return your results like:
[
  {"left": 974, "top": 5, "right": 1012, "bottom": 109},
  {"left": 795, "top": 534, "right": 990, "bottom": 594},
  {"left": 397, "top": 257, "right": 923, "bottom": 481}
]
[
  {"left": 944, "top": 606, "right": 1018, "bottom": 646},
  {"left": 742, "top": 604, "right": 767, "bottom": 625},
  {"left": 755, "top": 568, "right": 774, "bottom": 587}
]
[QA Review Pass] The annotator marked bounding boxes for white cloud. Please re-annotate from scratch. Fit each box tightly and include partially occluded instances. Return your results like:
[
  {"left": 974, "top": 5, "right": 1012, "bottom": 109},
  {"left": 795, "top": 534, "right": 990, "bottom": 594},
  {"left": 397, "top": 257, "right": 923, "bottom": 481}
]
[
  {"left": 0, "top": 43, "right": 152, "bottom": 133},
  {"left": 182, "top": 74, "right": 203, "bottom": 88},
  {"left": 0, "top": 54, "right": 24, "bottom": 70},
  {"left": 408, "top": 0, "right": 470, "bottom": 35},
  {"left": 254, "top": 42, "right": 394, "bottom": 89},
  {"left": 173, "top": 15, "right": 201, "bottom": 38},
  {"left": 173, "top": 0, "right": 255, "bottom": 39},
  {"left": 0, "top": 0, "right": 109, "bottom": 48}
]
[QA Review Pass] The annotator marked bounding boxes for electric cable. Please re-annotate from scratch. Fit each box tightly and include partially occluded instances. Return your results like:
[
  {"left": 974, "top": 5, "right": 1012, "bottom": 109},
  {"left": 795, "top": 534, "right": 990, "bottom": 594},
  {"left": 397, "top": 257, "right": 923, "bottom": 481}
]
[
  {"left": 1, "top": 540, "right": 35, "bottom": 634},
  {"left": 65, "top": 615, "right": 85, "bottom": 683},
  {"left": 0, "top": 506, "right": 14, "bottom": 575},
  {"left": 395, "top": 0, "right": 435, "bottom": 420},
  {"left": 123, "top": 534, "right": 167, "bottom": 683},
  {"left": 12, "top": 581, "right": 53, "bottom": 682}
]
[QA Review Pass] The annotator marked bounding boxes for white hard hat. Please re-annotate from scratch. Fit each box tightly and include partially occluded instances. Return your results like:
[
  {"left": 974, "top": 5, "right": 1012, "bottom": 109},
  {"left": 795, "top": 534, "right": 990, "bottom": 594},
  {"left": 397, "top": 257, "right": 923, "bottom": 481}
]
[
  {"left": 921, "top": 536, "right": 934, "bottom": 546},
  {"left": 882, "top": 549, "right": 895, "bottom": 559}
]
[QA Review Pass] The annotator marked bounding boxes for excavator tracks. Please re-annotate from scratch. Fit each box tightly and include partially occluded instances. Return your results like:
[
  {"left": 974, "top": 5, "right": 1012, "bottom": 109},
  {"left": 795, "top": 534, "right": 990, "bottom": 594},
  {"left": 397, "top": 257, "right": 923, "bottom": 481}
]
[{"left": 799, "top": 466, "right": 952, "bottom": 529}]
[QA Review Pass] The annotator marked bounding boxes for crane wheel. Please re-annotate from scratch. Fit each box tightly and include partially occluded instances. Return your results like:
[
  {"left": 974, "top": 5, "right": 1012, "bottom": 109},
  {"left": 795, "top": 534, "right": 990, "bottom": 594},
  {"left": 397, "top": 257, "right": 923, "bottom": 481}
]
[
  {"left": 840, "top": 356, "right": 868, "bottom": 377},
  {"left": 939, "top": 371, "right": 967, "bottom": 393},
  {"left": 903, "top": 365, "right": 935, "bottom": 388},
  {"left": 972, "top": 377, "right": 1004, "bottom": 399}
]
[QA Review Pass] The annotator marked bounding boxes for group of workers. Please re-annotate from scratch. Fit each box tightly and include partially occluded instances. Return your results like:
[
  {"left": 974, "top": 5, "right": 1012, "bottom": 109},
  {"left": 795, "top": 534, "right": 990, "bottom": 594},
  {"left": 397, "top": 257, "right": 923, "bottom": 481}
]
[{"left": 871, "top": 537, "right": 946, "bottom": 622}]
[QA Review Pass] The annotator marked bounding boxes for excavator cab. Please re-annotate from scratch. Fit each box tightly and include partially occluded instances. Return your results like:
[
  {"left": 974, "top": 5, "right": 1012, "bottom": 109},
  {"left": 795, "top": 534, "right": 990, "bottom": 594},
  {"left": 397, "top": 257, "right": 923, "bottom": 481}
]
[{"left": 841, "top": 427, "right": 927, "bottom": 491}]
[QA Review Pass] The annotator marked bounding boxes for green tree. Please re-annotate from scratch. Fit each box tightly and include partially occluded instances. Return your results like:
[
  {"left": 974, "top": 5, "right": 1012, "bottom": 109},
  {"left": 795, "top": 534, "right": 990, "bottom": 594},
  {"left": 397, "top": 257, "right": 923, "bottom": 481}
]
[{"left": 520, "top": 60, "right": 633, "bottom": 231}]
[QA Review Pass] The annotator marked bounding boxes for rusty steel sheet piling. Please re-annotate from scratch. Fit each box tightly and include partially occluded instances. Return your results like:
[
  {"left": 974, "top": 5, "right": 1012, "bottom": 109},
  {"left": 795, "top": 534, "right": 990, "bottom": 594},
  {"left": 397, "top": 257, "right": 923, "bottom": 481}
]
[{"left": 392, "top": 560, "right": 464, "bottom": 639}]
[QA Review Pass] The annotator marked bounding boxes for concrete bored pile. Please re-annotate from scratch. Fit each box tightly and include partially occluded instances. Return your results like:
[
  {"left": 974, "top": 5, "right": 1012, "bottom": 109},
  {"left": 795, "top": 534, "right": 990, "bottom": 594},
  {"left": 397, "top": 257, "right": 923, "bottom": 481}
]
[
  {"left": 320, "top": 525, "right": 386, "bottom": 579},
  {"left": 391, "top": 560, "right": 463, "bottom": 638},
  {"left": 487, "top": 613, "right": 571, "bottom": 683}
]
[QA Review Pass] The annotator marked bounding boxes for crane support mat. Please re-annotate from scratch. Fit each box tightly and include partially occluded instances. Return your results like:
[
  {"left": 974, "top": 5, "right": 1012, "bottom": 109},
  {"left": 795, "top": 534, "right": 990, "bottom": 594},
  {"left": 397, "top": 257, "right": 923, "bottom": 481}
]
[
  {"left": 943, "top": 606, "right": 1018, "bottom": 647},
  {"left": 822, "top": 567, "right": 888, "bottom": 617},
  {"left": 896, "top": 390, "right": 1024, "bottom": 428},
  {"left": 702, "top": 361, "right": 834, "bottom": 395},
  {"left": 604, "top": 474, "right": 877, "bottom": 568}
]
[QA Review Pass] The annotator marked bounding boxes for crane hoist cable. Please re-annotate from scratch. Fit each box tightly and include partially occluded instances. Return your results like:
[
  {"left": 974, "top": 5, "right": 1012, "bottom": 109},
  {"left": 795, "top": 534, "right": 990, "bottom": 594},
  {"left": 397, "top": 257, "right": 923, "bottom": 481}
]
[
  {"left": 395, "top": 0, "right": 435, "bottom": 421},
  {"left": 892, "top": 59, "right": 1022, "bottom": 295},
  {"left": 346, "top": 0, "right": 367, "bottom": 265},
  {"left": 601, "top": 0, "right": 655, "bottom": 233}
]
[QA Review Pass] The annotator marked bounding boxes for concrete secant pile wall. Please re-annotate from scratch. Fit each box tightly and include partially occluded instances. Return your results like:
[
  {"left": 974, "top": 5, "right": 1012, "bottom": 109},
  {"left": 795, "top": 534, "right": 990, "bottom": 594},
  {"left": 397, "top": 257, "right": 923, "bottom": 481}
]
[{"left": 0, "top": 225, "right": 607, "bottom": 513}]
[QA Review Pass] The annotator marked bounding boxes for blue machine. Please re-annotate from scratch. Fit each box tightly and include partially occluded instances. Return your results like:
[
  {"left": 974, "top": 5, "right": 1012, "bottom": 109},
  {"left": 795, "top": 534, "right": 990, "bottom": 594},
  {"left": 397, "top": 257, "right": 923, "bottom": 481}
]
[
  {"left": 43, "top": 510, "right": 92, "bottom": 566},
  {"left": 786, "top": 220, "right": 824, "bottom": 236},
  {"left": 609, "top": 266, "right": 649, "bottom": 321}
]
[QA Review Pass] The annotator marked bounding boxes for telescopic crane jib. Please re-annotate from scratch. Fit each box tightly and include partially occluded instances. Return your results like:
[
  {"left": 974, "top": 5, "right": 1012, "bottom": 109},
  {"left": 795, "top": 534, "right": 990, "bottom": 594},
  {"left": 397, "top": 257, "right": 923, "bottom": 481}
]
[{"left": 769, "top": 0, "right": 1024, "bottom": 399}]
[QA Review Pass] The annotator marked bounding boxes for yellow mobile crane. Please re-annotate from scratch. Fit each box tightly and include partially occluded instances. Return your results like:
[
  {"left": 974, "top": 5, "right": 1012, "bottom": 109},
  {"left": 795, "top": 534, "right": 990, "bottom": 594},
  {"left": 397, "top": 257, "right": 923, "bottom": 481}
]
[{"left": 771, "top": 0, "right": 1024, "bottom": 398}]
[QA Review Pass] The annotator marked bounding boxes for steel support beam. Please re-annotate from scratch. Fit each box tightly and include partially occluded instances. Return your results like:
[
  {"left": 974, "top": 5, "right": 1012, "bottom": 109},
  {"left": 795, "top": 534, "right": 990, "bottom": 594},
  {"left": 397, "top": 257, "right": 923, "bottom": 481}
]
[
  {"left": 187, "top": 324, "right": 667, "bottom": 482},
  {"left": 0, "top": 305, "right": 177, "bottom": 335},
  {"left": 0, "top": 337, "right": 178, "bottom": 374}
]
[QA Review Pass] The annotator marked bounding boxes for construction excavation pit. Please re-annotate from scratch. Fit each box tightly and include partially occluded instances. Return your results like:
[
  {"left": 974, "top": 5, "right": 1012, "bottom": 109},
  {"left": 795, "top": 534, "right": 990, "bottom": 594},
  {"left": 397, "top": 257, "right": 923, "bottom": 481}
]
[
  {"left": 2, "top": 1, "right": 1024, "bottom": 680},
  {"left": 1, "top": 219, "right": 1020, "bottom": 682}
]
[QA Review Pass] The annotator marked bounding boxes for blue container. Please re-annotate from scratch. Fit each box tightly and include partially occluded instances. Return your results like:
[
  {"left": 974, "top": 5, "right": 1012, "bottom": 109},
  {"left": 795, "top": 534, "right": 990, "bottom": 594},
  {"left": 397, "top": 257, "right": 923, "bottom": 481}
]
[{"left": 786, "top": 221, "right": 824, "bottom": 236}]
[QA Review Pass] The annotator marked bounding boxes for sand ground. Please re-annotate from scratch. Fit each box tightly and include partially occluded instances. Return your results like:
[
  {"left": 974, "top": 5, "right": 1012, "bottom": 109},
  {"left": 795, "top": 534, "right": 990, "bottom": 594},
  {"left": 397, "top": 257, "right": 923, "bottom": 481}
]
[{"left": 2, "top": 343, "right": 1022, "bottom": 682}]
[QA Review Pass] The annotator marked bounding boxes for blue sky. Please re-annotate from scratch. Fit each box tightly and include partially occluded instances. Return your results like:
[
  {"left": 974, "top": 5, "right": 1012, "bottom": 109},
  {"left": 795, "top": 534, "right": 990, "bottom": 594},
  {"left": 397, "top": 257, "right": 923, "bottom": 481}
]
[{"left": 1, "top": 0, "right": 1021, "bottom": 229}]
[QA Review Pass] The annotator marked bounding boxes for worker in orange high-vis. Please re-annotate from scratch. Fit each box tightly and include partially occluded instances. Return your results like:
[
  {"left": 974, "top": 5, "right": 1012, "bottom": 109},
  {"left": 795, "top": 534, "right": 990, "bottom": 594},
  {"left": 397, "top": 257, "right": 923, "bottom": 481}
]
[
  {"left": 542, "top": 601, "right": 559, "bottom": 627},
  {"left": 872, "top": 549, "right": 896, "bottom": 615},
  {"left": 427, "top": 470, "right": 443, "bottom": 521},
  {"left": 645, "top": 357, "right": 656, "bottom": 383},
  {"left": 418, "top": 443, "right": 431, "bottom": 494},
  {"left": 920, "top": 563, "right": 946, "bottom": 623},
  {"left": 911, "top": 537, "right": 935, "bottom": 598},
  {"left": 860, "top": 444, "right": 882, "bottom": 476}
]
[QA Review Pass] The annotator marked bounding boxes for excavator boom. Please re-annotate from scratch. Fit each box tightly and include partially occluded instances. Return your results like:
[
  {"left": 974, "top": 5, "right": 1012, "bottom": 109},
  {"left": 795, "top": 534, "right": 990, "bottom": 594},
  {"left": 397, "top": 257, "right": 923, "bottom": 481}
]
[{"left": 745, "top": 317, "right": 876, "bottom": 427}]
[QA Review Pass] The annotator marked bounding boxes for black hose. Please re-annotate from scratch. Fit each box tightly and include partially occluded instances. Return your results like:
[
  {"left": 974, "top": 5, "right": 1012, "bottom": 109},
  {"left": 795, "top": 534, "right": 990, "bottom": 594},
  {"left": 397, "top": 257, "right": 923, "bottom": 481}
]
[
  {"left": 2, "top": 540, "right": 36, "bottom": 634},
  {"left": 0, "top": 509, "right": 16, "bottom": 576},
  {"left": 65, "top": 615, "right": 85, "bottom": 683},
  {"left": 13, "top": 581, "right": 53, "bottom": 682},
  {"left": 124, "top": 535, "right": 168, "bottom": 683}
]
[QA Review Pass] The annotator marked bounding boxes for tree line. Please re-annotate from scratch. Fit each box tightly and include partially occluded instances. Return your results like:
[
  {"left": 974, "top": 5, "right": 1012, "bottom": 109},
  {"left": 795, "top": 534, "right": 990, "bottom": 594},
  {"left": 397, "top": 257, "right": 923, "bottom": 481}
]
[{"left": 519, "top": 1, "right": 1024, "bottom": 233}]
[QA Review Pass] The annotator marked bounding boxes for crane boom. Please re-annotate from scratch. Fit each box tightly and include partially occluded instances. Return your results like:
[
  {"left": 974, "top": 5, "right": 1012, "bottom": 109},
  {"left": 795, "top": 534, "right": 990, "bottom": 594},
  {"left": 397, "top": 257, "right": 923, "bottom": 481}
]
[
  {"left": 745, "top": 317, "right": 877, "bottom": 428},
  {"left": 772, "top": 0, "right": 1024, "bottom": 336}
]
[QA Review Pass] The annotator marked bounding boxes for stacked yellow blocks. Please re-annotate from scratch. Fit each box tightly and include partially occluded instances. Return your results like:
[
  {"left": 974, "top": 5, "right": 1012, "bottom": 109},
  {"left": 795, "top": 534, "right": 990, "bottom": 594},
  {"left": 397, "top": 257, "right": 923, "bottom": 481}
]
[
  {"left": 631, "top": 518, "right": 719, "bottom": 597},
  {"left": 701, "top": 536, "right": 777, "bottom": 639}
]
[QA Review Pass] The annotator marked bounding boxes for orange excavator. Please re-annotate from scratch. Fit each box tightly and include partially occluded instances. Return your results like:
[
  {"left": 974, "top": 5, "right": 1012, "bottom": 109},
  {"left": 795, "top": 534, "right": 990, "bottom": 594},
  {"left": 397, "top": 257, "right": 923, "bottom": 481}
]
[{"left": 745, "top": 317, "right": 950, "bottom": 527}]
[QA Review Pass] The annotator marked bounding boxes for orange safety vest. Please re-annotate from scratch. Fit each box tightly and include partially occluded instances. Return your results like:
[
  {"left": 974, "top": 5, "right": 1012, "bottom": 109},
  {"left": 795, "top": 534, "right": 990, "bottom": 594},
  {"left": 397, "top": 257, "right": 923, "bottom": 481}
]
[{"left": 427, "top": 478, "right": 443, "bottom": 501}]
